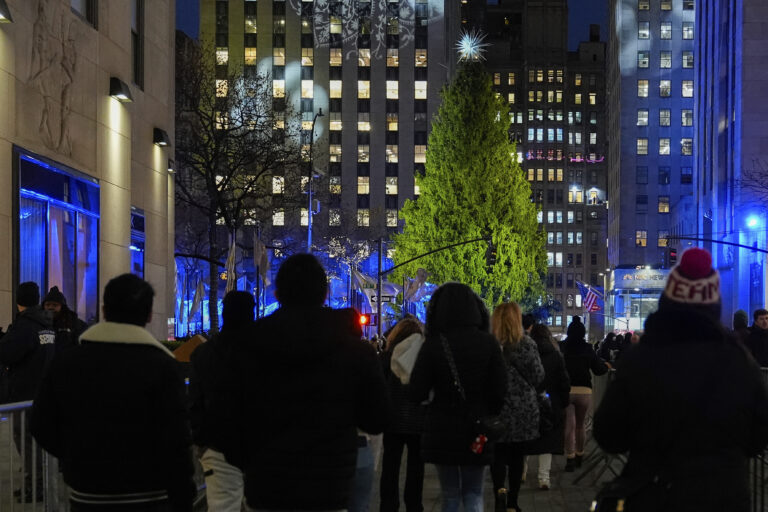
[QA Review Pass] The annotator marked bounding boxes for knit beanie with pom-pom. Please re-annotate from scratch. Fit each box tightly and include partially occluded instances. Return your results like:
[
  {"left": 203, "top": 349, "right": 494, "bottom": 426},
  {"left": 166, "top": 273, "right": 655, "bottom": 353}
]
[{"left": 658, "top": 247, "right": 720, "bottom": 322}]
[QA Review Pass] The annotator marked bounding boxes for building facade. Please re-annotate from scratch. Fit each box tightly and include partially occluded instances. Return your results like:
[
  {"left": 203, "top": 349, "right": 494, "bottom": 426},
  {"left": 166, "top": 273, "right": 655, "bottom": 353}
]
[{"left": 0, "top": 0, "right": 176, "bottom": 339}]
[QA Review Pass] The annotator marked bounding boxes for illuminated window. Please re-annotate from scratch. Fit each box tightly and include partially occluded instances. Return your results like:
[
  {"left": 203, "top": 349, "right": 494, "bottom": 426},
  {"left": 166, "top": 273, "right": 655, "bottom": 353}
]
[
  {"left": 329, "top": 176, "right": 342, "bottom": 194},
  {"left": 414, "top": 145, "right": 426, "bottom": 163},
  {"left": 357, "top": 209, "right": 370, "bottom": 227},
  {"left": 273, "top": 47, "right": 285, "bottom": 66},
  {"left": 637, "top": 109, "right": 648, "bottom": 126},
  {"left": 528, "top": 169, "right": 535, "bottom": 181},
  {"left": 575, "top": 74, "right": 582, "bottom": 86},
  {"left": 659, "top": 80, "right": 671, "bottom": 97},
  {"left": 681, "top": 138, "right": 693, "bottom": 155},
  {"left": 568, "top": 189, "right": 583, "bottom": 203},
  {"left": 508, "top": 92, "right": 515, "bottom": 104},
  {"left": 386, "top": 177, "right": 398, "bottom": 195},
  {"left": 302, "top": 48, "right": 314, "bottom": 66},
  {"left": 272, "top": 176, "right": 284, "bottom": 194},
  {"left": 493, "top": 73, "right": 501, "bottom": 85},
  {"left": 387, "top": 16, "right": 399, "bottom": 34},
  {"left": 272, "top": 209, "right": 285, "bottom": 226},
  {"left": 216, "top": 47, "right": 229, "bottom": 65},
  {"left": 216, "top": 79, "right": 228, "bottom": 97},
  {"left": 330, "top": 80, "right": 342, "bottom": 98},
  {"left": 635, "top": 230, "right": 647, "bottom": 247},
  {"left": 329, "top": 209, "right": 341, "bottom": 226},
  {"left": 358, "top": 49, "right": 371, "bottom": 67},
  {"left": 638, "top": 0, "right": 649, "bottom": 9},
  {"left": 661, "top": 0, "right": 671, "bottom": 10},
  {"left": 547, "top": 90, "right": 555, "bottom": 103},
  {"left": 245, "top": 15, "right": 257, "bottom": 34},
  {"left": 589, "top": 132, "right": 597, "bottom": 144},
  {"left": 301, "top": 16, "right": 312, "bottom": 34},
  {"left": 660, "top": 51, "right": 671, "bottom": 68},
  {"left": 386, "top": 80, "right": 399, "bottom": 99},
  {"left": 683, "top": 51, "right": 694, "bottom": 68},
  {"left": 683, "top": 22, "right": 694, "bottom": 39},
  {"left": 329, "top": 112, "right": 342, "bottom": 131},
  {"left": 358, "top": 112, "right": 371, "bottom": 131},
  {"left": 357, "top": 176, "right": 370, "bottom": 194},
  {"left": 415, "top": 49, "right": 427, "bottom": 67},
  {"left": 387, "top": 49, "right": 399, "bottom": 67},
  {"left": 638, "top": 21, "right": 650, "bottom": 39},
  {"left": 537, "top": 168, "right": 544, "bottom": 181},
  {"left": 329, "top": 145, "right": 342, "bottom": 162},
  {"left": 682, "top": 80, "right": 693, "bottom": 98},
  {"left": 637, "top": 138, "right": 648, "bottom": 155},
  {"left": 575, "top": 93, "right": 582, "bottom": 105},
  {"left": 415, "top": 81, "right": 427, "bottom": 99},
  {"left": 245, "top": 47, "right": 257, "bottom": 65},
  {"left": 300, "top": 208, "right": 309, "bottom": 226},
  {"left": 301, "top": 80, "right": 313, "bottom": 98},
  {"left": 661, "top": 22, "right": 671, "bottom": 39},
  {"left": 358, "top": 145, "right": 370, "bottom": 162},
  {"left": 659, "top": 138, "right": 670, "bottom": 155},
  {"left": 273, "top": 112, "right": 285, "bottom": 129},
  {"left": 589, "top": 93, "right": 596, "bottom": 105},
  {"left": 330, "top": 15, "right": 342, "bottom": 34},
  {"left": 659, "top": 109, "right": 671, "bottom": 126},
  {"left": 358, "top": 80, "right": 371, "bottom": 99},
  {"left": 658, "top": 196, "right": 670, "bottom": 213},
  {"left": 638, "top": 51, "right": 649, "bottom": 68},
  {"left": 508, "top": 72, "right": 515, "bottom": 85},
  {"left": 215, "top": 111, "right": 229, "bottom": 130},
  {"left": 387, "top": 112, "right": 398, "bottom": 131},
  {"left": 414, "top": 182, "right": 420, "bottom": 195},
  {"left": 330, "top": 48, "right": 342, "bottom": 66},
  {"left": 386, "top": 145, "right": 398, "bottom": 163},
  {"left": 682, "top": 110, "right": 693, "bottom": 126},
  {"left": 658, "top": 230, "right": 669, "bottom": 247},
  {"left": 273, "top": 80, "right": 285, "bottom": 98},
  {"left": 386, "top": 210, "right": 398, "bottom": 227},
  {"left": 537, "top": 70, "right": 544, "bottom": 82}
]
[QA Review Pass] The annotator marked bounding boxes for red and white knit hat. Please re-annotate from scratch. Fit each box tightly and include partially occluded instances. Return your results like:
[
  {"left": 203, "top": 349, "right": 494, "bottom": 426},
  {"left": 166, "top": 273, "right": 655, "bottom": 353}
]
[{"left": 659, "top": 247, "right": 721, "bottom": 321}]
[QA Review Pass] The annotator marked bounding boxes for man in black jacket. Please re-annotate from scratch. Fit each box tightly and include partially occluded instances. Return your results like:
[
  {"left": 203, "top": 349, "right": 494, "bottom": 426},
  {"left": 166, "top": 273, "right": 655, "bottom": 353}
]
[
  {"left": 42, "top": 285, "right": 88, "bottom": 352},
  {"left": 31, "top": 274, "right": 195, "bottom": 511},
  {"left": 228, "top": 254, "right": 389, "bottom": 511},
  {"left": 0, "top": 281, "right": 55, "bottom": 501},
  {"left": 746, "top": 308, "right": 768, "bottom": 367}
]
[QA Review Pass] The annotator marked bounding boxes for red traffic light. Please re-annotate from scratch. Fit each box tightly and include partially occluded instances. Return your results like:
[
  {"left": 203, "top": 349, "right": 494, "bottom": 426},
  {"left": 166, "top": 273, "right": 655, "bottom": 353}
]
[{"left": 359, "top": 314, "right": 370, "bottom": 326}]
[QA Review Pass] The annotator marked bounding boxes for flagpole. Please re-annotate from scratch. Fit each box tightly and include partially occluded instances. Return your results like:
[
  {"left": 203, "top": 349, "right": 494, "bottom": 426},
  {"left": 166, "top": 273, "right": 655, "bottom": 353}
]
[{"left": 255, "top": 225, "right": 261, "bottom": 320}]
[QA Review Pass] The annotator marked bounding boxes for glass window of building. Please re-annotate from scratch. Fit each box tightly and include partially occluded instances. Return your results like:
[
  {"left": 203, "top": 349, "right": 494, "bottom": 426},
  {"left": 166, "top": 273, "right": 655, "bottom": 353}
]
[
  {"left": 660, "top": 80, "right": 671, "bottom": 97},
  {"left": 387, "top": 16, "right": 399, "bottom": 35},
  {"left": 659, "top": 166, "right": 671, "bottom": 184},
  {"left": 300, "top": 208, "right": 309, "bottom": 226},
  {"left": 301, "top": 80, "right": 313, "bottom": 98},
  {"left": 537, "top": 70, "right": 544, "bottom": 82},
  {"left": 329, "top": 112, "right": 342, "bottom": 130},
  {"left": 245, "top": 15, "right": 257, "bottom": 33},
  {"left": 359, "top": 49, "right": 371, "bottom": 66},
  {"left": 659, "top": 109, "right": 671, "bottom": 126},
  {"left": 216, "top": 47, "right": 229, "bottom": 65},
  {"left": 682, "top": 80, "right": 693, "bottom": 97},
  {"left": 637, "top": 109, "right": 649, "bottom": 126},
  {"left": 681, "top": 166, "right": 693, "bottom": 184},
  {"left": 508, "top": 73, "right": 515, "bottom": 85},
  {"left": 329, "top": 209, "right": 341, "bottom": 226},
  {"left": 636, "top": 195, "right": 648, "bottom": 212},
  {"left": 638, "top": 51, "right": 649, "bottom": 68},
  {"left": 493, "top": 73, "right": 501, "bottom": 85},
  {"left": 357, "top": 176, "right": 370, "bottom": 194},
  {"left": 386, "top": 177, "right": 398, "bottom": 195},
  {"left": 329, "top": 176, "right": 342, "bottom": 194},
  {"left": 575, "top": 93, "right": 582, "bottom": 105},
  {"left": 273, "top": 47, "right": 285, "bottom": 65},
  {"left": 508, "top": 93, "right": 515, "bottom": 104},
  {"left": 658, "top": 230, "right": 669, "bottom": 247},
  {"left": 661, "top": 22, "right": 672, "bottom": 39},
  {"left": 388, "top": 113, "right": 398, "bottom": 131},
  {"left": 302, "top": 16, "right": 312, "bottom": 34},
  {"left": 589, "top": 93, "right": 596, "bottom": 105},
  {"left": 216, "top": 79, "right": 228, "bottom": 97},
  {"left": 273, "top": 80, "right": 285, "bottom": 98},
  {"left": 660, "top": 51, "right": 671, "bottom": 68},
  {"left": 637, "top": 166, "right": 648, "bottom": 184},
  {"left": 272, "top": 176, "right": 284, "bottom": 194},
  {"left": 683, "top": 51, "right": 694, "bottom": 68},
  {"left": 273, "top": 209, "right": 285, "bottom": 226},
  {"left": 661, "top": 0, "right": 671, "bottom": 10},
  {"left": 638, "top": 22, "right": 650, "bottom": 39},
  {"left": 357, "top": 209, "right": 370, "bottom": 227},
  {"left": 386, "top": 145, "right": 398, "bottom": 163},
  {"left": 273, "top": 15, "right": 285, "bottom": 34},
  {"left": 682, "top": 109, "right": 693, "bottom": 126},
  {"left": 681, "top": 138, "right": 693, "bottom": 155},
  {"left": 658, "top": 196, "right": 670, "bottom": 213},
  {"left": 638, "top": 0, "right": 649, "bottom": 9},
  {"left": 683, "top": 22, "right": 694, "bottom": 39},
  {"left": 575, "top": 74, "right": 582, "bottom": 86},
  {"left": 414, "top": 183, "right": 420, "bottom": 195},
  {"left": 415, "top": 49, "right": 427, "bottom": 67},
  {"left": 386, "top": 210, "right": 398, "bottom": 227},
  {"left": 358, "top": 112, "right": 371, "bottom": 131},
  {"left": 636, "top": 230, "right": 648, "bottom": 247},
  {"left": 330, "top": 80, "right": 342, "bottom": 98},
  {"left": 244, "top": 47, "right": 257, "bottom": 66},
  {"left": 684, "top": 0, "right": 694, "bottom": 9},
  {"left": 537, "top": 168, "right": 545, "bottom": 181},
  {"left": 637, "top": 138, "right": 648, "bottom": 155},
  {"left": 358, "top": 80, "right": 370, "bottom": 99},
  {"left": 386, "top": 81, "right": 399, "bottom": 99},
  {"left": 638, "top": 79, "right": 649, "bottom": 97},
  {"left": 131, "top": 0, "right": 144, "bottom": 88},
  {"left": 659, "top": 138, "right": 670, "bottom": 155},
  {"left": 330, "top": 48, "right": 342, "bottom": 66},
  {"left": 387, "top": 49, "right": 399, "bottom": 67},
  {"left": 358, "top": 145, "right": 370, "bottom": 162},
  {"left": 302, "top": 48, "right": 314, "bottom": 66},
  {"left": 415, "top": 81, "right": 428, "bottom": 99},
  {"left": 330, "top": 15, "right": 342, "bottom": 34}
]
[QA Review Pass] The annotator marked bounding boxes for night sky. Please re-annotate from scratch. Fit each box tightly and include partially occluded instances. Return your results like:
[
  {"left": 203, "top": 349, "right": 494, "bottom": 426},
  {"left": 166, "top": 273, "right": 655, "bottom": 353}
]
[{"left": 176, "top": 0, "right": 609, "bottom": 50}]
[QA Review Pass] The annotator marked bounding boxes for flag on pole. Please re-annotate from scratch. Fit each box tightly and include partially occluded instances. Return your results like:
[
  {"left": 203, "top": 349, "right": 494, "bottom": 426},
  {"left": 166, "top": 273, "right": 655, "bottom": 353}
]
[
  {"left": 190, "top": 278, "right": 205, "bottom": 318},
  {"left": 225, "top": 239, "right": 237, "bottom": 293},
  {"left": 576, "top": 281, "right": 603, "bottom": 312},
  {"left": 253, "top": 233, "right": 271, "bottom": 286},
  {"left": 403, "top": 268, "right": 429, "bottom": 301}
]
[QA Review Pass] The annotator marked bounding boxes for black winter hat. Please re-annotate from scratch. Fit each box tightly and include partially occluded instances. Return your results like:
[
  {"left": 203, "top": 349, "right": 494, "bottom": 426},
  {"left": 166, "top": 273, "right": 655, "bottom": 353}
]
[
  {"left": 17, "top": 282, "right": 40, "bottom": 307},
  {"left": 43, "top": 286, "right": 67, "bottom": 306},
  {"left": 567, "top": 316, "right": 586, "bottom": 340}
]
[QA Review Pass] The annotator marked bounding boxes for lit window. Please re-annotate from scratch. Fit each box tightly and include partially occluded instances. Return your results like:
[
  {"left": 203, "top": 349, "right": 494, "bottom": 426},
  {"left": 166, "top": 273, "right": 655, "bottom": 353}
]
[
  {"left": 589, "top": 93, "right": 596, "bottom": 105},
  {"left": 589, "top": 132, "right": 597, "bottom": 144},
  {"left": 681, "top": 138, "right": 693, "bottom": 155},
  {"left": 358, "top": 49, "right": 371, "bottom": 67},
  {"left": 301, "top": 16, "right": 312, "bottom": 34},
  {"left": 638, "top": 51, "right": 649, "bottom": 68},
  {"left": 574, "top": 93, "right": 582, "bottom": 105},
  {"left": 357, "top": 176, "right": 370, "bottom": 194},
  {"left": 508, "top": 72, "right": 515, "bottom": 85},
  {"left": 637, "top": 138, "right": 648, "bottom": 155},
  {"left": 682, "top": 110, "right": 693, "bottom": 126},
  {"left": 386, "top": 177, "right": 398, "bottom": 195},
  {"left": 386, "top": 210, "right": 398, "bottom": 227},
  {"left": 537, "top": 70, "right": 544, "bottom": 82},
  {"left": 683, "top": 51, "right": 694, "bottom": 68},
  {"left": 660, "top": 51, "right": 671, "bottom": 68},
  {"left": 273, "top": 80, "right": 285, "bottom": 98},
  {"left": 329, "top": 145, "right": 342, "bottom": 162},
  {"left": 245, "top": 47, "right": 257, "bottom": 65},
  {"left": 415, "top": 81, "right": 428, "bottom": 99},
  {"left": 301, "top": 80, "right": 313, "bottom": 98},
  {"left": 300, "top": 208, "right": 309, "bottom": 226},
  {"left": 358, "top": 81, "right": 370, "bottom": 99},
  {"left": 301, "top": 48, "right": 314, "bottom": 66},
  {"left": 216, "top": 47, "right": 229, "bottom": 65},
  {"left": 661, "top": 22, "right": 671, "bottom": 39},
  {"left": 386, "top": 80, "right": 399, "bottom": 99},
  {"left": 387, "top": 16, "right": 399, "bottom": 34},
  {"left": 556, "top": 90, "right": 563, "bottom": 103},
  {"left": 682, "top": 80, "right": 693, "bottom": 98},
  {"left": 273, "top": 112, "right": 285, "bottom": 129},
  {"left": 660, "top": 80, "right": 671, "bottom": 97},
  {"left": 508, "top": 92, "right": 515, "bottom": 104},
  {"left": 683, "top": 22, "right": 694, "bottom": 40},
  {"left": 329, "top": 209, "right": 341, "bottom": 226},
  {"left": 329, "top": 176, "right": 342, "bottom": 194},
  {"left": 329, "top": 112, "right": 342, "bottom": 131},
  {"left": 272, "top": 209, "right": 285, "bottom": 226},
  {"left": 658, "top": 196, "right": 670, "bottom": 213},
  {"left": 414, "top": 182, "right": 420, "bottom": 195},
  {"left": 300, "top": 176, "right": 310, "bottom": 193},
  {"left": 330, "top": 80, "right": 342, "bottom": 98},
  {"left": 330, "top": 15, "right": 342, "bottom": 34},
  {"left": 273, "top": 47, "right": 285, "bottom": 66},
  {"left": 216, "top": 79, "right": 228, "bottom": 97},
  {"left": 575, "top": 73, "right": 582, "bottom": 86},
  {"left": 358, "top": 145, "right": 370, "bottom": 163},
  {"left": 659, "top": 138, "right": 670, "bottom": 155},
  {"left": 658, "top": 230, "right": 669, "bottom": 247},
  {"left": 529, "top": 70, "right": 535, "bottom": 83},
  {"left": 568, "top": 189, "right": 584, "bottom": 204},
  {"left": 330, "top": 48, "right": 342, "bottom": 66},
  {"left": 659, "top": 109, "right": 671, "bottom": 126},
  {"left": 635, "top": 230, "right": 647, "bottom": 247},
  {"left": 215, "top": 112, "right": 229, "bottom": 130},
  {"left": 415, "top": 49, "right": 427, "bottom": 67},
  {"left": 386, "top": 145, "right": 398, "bottom": 163},
  {"left": 638, "top": 0, "right": 649, "bottom": 9},
  {"left": 414, "top": 145, "right": 426, "bottom": 163},
  {"left": 358, "top": 112, "right": 371, "bottom": 131},
  {"left": 272, "top": 176, "right": 284, "bottom": 194},
  {"left": 528, "top": 169, "right": 535, "bottom": 181},
  {"left": 638, "top": 21, "right": 650, "bottom": 39},
  {"left": 357, "top": 209, "right": 370, "bottom": 227},
  {"left": 387, "top": 112, "right": 398, "bottom": 131},
  {"left": 661, "top": 0, "right": 671, "bottom": 10},
  {"left": 387, "top": 49, "right": 399, "bottom": 67},
  {"left": 637, "top": 80, "right": 649, "bottom": 97},
  {"left": 493, "top": 72, "right": 501, "bottom": 85},
  {"left": 637, "top": 109, "right": 648, "bottom": 126},
  {"left": 245, "top": 15, "right": 257, "bottom": 34}
]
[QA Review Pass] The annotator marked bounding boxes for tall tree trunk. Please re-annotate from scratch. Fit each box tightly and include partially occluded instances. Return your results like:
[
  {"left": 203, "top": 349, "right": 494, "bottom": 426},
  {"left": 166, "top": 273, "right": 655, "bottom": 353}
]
[{"left": 208, "top": 208, "right": 220, "bottom": 333}]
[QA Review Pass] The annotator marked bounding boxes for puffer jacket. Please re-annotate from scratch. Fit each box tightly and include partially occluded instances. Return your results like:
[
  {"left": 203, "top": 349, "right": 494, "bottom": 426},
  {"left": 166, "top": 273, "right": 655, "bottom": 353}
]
[
  {"left": 499, "top": 335, "right": 545, "bottom": 443},
  {"left": 0, "top": 306, "right": 55, "bottom": 402}
]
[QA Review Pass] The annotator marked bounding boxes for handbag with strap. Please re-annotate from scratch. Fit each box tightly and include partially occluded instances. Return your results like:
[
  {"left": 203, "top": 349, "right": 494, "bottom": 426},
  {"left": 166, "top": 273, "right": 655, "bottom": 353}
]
[{"left": 439, "top": 335, "right": 506, "bottom": 442}]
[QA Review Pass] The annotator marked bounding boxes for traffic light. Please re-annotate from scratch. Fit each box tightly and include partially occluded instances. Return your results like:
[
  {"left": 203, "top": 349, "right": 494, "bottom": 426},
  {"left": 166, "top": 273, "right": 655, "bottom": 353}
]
[
  {"left": 667, "top": 247, "right": 677, "bottom": 267},
  {"left": 486, "top": 240, "right": 497, "bottom": 268},
  {"left": 359, "top": 313, "right": 378, "bottom": 326}
]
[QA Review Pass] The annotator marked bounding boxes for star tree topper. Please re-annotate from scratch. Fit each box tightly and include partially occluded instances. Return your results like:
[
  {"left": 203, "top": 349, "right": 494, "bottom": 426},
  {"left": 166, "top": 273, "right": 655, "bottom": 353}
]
[{"left": 456, "top": 29, "right": 489, "bottom": 62}]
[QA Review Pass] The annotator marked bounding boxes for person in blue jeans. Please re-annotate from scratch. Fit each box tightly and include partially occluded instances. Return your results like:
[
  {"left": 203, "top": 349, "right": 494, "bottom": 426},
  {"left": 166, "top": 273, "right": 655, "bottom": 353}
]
[{"left": 409, "top": 283, "right": 507, "bottom": 512}]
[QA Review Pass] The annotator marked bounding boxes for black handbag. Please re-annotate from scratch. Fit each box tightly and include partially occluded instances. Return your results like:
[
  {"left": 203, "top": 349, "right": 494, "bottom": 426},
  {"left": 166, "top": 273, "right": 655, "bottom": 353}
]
[{"left": 440, "top": 335, "right": 506, "bottom": 442}]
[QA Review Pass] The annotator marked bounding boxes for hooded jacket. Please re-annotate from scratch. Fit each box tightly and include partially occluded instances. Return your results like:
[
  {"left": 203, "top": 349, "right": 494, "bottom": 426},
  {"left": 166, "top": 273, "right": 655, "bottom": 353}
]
[
  {"left": 0, "top": 306, "right": 55, "bottom": 402},
  {"left": 409, "top": 283, "right": 507, "bottom": 466},
  {"left": 229, "top": 306, "right": 389, "bottom": 510},
  {"left": 593, "top": 309, "right": 768, "bottom": 512},
  {"left": 31, "top": 322, "right": 195, "bottom": 511}
]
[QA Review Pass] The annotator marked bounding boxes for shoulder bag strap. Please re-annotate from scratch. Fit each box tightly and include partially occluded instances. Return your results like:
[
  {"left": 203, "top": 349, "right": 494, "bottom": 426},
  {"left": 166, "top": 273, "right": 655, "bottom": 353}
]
[{"left": 439, "top": 334, "right": 466, "bottom": 402}]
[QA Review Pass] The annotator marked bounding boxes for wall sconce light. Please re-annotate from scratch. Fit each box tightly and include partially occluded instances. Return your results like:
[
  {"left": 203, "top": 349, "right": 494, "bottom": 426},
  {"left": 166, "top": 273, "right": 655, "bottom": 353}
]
[
  {"left": 167, "top": 159, "right": 175, "bottom": 173},
  {"left": 153, "top": 128, "right": 171, "bottom": 147},
  {"left": 0, "top": 0, "right": 13, "bottom": 23},
  {"left": 109, "top": 77, "right": 133, "bottom": 102}
]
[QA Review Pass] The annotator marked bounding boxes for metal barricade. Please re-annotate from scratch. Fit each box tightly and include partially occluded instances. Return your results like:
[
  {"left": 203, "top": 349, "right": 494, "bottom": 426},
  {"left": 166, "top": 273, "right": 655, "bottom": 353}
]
[{"left": 749, "top": 368, "right": 768, "bottom": 511}]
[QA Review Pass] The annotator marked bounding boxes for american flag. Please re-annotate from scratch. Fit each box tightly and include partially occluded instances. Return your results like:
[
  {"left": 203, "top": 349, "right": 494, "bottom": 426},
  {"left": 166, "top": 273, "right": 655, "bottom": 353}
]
[{"left": 576, "top": 281, "right": 602, "bottom": 312}]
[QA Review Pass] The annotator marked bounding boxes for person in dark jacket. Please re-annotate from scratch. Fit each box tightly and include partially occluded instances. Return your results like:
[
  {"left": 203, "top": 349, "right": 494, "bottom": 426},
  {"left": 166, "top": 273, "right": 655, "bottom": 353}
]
[
  {"left": 0, "top": 281, "right": 54, "bottom": 502},
  {"left": 228, "top": 254, "right": 389, "bottom": 511},
  {"left": 525, "top": 323, "right": 570, "bottom": 490},
  {"left": 746, "top": 309, "right": 768, "bottom": 367},
  {"left": 409, "top": 283, "right": 507, "bottom": 512},
  {"left": 31, "top": 274, "right": 195, "bottom": 511},
  {"left": 42, "top": 285, "right": 88, "bottom": 353},
  {"left": 561, "top": 316, "right": 609, "bottom": 471},
  {"left": 189, "top": 290, "right": 255, "bottom": 511},
  {"left": 732, "top": 309, "right": 750, "bottom": 346},
  {"left": 594, "top": 248, "right": 768, "bottom": 512},
  {"left": 597, "top": 332, "right": 618, "bottom": 363},
  {"left": 379, "top": 317, "right": 426, "bottom": 512}
]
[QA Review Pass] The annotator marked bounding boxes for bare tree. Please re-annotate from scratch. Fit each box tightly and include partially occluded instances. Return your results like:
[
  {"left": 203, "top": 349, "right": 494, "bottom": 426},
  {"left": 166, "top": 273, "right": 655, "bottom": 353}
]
[{"left": 740, "top": 158, "right": 768, "bottom": 206}]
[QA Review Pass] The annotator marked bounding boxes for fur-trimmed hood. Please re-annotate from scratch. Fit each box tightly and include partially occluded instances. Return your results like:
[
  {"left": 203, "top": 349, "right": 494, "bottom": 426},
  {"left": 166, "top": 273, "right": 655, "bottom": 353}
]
[{"left": 80, "top": 322, "right": 175, "bottom": 358}]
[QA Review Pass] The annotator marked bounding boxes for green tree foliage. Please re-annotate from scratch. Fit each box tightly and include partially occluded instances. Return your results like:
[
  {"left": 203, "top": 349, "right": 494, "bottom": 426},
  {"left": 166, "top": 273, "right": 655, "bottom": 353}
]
[{"left": 391, "top": 61, "right": 546, "bottom": 306}]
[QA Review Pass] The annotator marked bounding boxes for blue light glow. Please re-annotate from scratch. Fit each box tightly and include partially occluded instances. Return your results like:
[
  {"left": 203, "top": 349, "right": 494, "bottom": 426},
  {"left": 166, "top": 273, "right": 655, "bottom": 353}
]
[{"left": 747, "top": 216, "right": 759, "bottom": 229}]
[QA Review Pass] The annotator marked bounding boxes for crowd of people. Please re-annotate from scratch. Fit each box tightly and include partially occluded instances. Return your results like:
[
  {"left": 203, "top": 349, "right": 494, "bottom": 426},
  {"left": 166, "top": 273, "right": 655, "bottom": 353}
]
[{"left": 0, "top": 247, "right": 767, "bottom": 512}]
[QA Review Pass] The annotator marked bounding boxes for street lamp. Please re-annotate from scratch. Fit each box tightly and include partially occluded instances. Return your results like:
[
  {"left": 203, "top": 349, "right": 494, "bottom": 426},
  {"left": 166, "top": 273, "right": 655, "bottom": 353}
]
[{"left": 307, "top": 108, "right": 324, "bottom": 253}]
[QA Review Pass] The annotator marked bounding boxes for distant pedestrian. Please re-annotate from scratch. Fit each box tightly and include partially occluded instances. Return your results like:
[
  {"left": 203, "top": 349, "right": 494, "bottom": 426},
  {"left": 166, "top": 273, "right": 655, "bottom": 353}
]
[
  {"left": 746, "top": 309, "right": 768, "bottom": 366},
  {"left": 524, "top": 323, "right": 570, "bottom": 490},
  {"left": 42, "top": 285, "right": 88, "bottom": 352},
  {"left": 190, "top": 290, "right": 255, "bottom": 512},
  {"left": 594, "top": 248, "right": 768, "bottom": 512},
  {"left": 409, "top": 283, "right": 507, "bottom": 512},
  {"left": 31, "top": 274, "right": 195, "bottom": 511},
  {"left": 490, "top": 302, "right": 545, "bottom": 512},
  {"left": 732, "top": 309, "right": 750, "bottom": 345},
  {"left": 560, "top": 316, "right": 609, "bottom": 471},
  {"left": 597, "top": 332, "right": 618, "bottom": 363}
]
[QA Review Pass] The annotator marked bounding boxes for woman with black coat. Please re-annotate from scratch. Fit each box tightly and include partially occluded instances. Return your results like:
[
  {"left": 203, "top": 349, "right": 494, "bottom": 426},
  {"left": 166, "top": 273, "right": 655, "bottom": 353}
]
[
  {"left": 524, "top": 323, "right": 570, "bottom": 489},
  {"left": 409, "top": 283, "right": 507, "bottom": 512}
]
